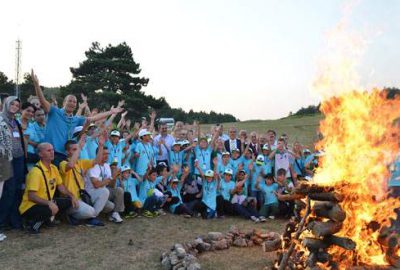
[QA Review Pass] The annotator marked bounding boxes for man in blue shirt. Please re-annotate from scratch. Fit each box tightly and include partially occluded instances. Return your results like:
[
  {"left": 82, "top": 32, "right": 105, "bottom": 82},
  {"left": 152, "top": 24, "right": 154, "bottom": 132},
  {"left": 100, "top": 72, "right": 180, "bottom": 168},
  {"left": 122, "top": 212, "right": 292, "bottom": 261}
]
[
  {"left": 32, "top": 70, "right": 124, "bottom": 166},
  {"left": 24, "top": 108, "right": 46, "bottom": 165}
]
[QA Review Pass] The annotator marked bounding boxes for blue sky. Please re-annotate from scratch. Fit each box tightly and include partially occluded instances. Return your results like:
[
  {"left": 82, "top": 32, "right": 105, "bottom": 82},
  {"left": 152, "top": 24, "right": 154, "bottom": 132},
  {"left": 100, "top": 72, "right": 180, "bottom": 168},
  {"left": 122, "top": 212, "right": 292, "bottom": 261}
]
[{"left": 0, "top": 0, "right": 399, "bottom": 120}]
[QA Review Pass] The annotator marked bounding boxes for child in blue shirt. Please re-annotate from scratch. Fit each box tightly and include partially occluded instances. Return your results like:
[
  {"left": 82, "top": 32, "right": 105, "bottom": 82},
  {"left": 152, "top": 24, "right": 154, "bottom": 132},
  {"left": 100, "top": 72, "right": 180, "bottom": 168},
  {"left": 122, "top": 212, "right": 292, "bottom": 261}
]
[
  {"left": 193, "top": 159, "right": 218, "bottom": 219},
  {"left": 217, "top": 152, "right": 233, "bottom": 180},
  {"left": 216, "top": 168, "right": 236, "bottom": 217},
  {"left": 139, "top": 167, "right": 164, "bottom": 217},
  {"left": 250, "top": 155, "right": 272, "bottom": 210},
  {"left": 166, "top": 167, "right": 194, "bottom": 217},
  {"left": 117, "top": 165, "right": 143, "bottom": 218},
  {"left": 135, "top": 129, "right": 156, "bottom": 178},
  {"left": 106, "top": 130, "right": 126, "bottom": 168},
  {"left": 256, "top": 173, "right": 279, "bottom": 219}
]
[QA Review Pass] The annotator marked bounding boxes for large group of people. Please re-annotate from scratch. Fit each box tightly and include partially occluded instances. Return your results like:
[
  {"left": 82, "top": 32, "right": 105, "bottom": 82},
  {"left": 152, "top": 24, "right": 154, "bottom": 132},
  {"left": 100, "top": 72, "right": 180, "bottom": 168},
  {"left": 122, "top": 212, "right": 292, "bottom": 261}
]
[{"left": 0, "top": 70, "right": 399, "bottom": 241}]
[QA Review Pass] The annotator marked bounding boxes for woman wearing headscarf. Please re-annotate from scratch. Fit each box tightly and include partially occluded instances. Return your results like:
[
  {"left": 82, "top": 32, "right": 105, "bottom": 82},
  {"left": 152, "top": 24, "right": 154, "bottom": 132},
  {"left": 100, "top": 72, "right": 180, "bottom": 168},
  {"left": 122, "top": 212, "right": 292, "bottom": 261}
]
[{"left": 0, "top": 96, "right": 27, "bottom": 233}]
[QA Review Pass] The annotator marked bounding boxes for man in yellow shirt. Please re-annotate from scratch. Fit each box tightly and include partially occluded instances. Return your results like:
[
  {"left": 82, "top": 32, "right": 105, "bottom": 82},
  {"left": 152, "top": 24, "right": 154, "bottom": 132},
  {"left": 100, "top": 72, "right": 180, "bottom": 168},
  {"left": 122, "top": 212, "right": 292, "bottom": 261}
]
[
  {"left": 19, "top": 143, "right": 79, "bottom": 234},
  {"left": 59, "top": 134, "right": 106, "bottom": 226}
]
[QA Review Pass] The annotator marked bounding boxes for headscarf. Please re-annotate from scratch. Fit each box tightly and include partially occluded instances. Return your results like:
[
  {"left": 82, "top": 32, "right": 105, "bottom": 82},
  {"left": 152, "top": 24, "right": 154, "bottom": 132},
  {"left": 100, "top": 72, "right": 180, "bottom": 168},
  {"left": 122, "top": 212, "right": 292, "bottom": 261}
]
[{"left": 1, "top": 96, "right": 20, "bottom": 124}]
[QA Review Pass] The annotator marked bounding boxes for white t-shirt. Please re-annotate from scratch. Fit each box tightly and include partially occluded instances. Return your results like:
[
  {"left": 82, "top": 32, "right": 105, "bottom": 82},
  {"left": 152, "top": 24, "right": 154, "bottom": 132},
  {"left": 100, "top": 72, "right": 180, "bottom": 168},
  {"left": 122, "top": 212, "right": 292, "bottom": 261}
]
[
  {"left": 85, "top": 163, "right": 112, "bottom": 190},
  {"left": 274, "top": 151, "right": 291, "bottom": 178}
]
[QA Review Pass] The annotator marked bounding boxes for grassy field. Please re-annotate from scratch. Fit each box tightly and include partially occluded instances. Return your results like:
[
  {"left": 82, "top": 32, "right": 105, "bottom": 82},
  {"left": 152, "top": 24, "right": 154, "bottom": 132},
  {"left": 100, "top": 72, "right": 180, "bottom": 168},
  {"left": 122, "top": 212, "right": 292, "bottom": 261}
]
[
  {"left": 0, "top": 115, "right": 321, "bottom": 270},
  {"left": 0, "top": 215, "right": 281, "bottom": 270},
  {"left": 202, "top": 114, "right": 323, "bottom": 148}
]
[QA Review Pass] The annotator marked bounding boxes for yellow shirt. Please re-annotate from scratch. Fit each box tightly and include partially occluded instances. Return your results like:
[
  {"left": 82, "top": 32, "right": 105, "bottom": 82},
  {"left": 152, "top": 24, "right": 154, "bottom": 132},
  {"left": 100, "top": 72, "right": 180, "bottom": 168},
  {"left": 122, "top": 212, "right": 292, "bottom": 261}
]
[
  {"left": 19, "top": 161, "right": 63, "bottom": 214},
  {"left": 59, "top": 159, "right": 94, "bottom": 199}
]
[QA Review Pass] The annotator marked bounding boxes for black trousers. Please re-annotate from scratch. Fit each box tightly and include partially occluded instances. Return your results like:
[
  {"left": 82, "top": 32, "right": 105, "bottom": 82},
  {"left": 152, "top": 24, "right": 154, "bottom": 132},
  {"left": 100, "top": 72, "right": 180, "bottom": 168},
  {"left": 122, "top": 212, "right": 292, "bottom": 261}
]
[
  {"left": 123, "top": 192, "right": 136, "bottom": 214},
  {"left": 216, "top": 195, "right": 235, "bottom": 216},
  {"left": 22, "top": 197, "right": 72, "bottom": 223},
  {"left": 174, "top": 203, "right": 194, "bottom": 216}
]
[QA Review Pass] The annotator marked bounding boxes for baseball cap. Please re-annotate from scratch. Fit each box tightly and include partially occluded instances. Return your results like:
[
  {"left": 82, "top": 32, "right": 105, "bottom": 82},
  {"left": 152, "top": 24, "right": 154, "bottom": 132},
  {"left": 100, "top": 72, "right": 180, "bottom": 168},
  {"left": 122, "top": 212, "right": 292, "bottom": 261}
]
[
  {"left": 171, "top": 178, "right": 179, "bottom": 183},
  {"left": 138, "top": 129, "right": 152, "bottom": 138},
  {"left": 224, "top": 168, "right": 233, "bottom": 175},
  {"left": 110, "top": 130, "right": 121, "bottom": 137},
  {"left": 204, "top": 170, "right": 214, "bottom": 178},
  {"left": 231, "top": 148, "right": 240, "bottom": 153},
  {"left": 222, "top": 151, "right": 231, "bottom": 156},
  {"left": 303, "top": 149, "right": 311, "bottom": 154},
  {"left": 172, "top": 141, "right": 181, "bottom": 147},
  {"left": 73, "top": 126, "right": 83, "bottom": 137},
  {"left": 121, "top": 165, "right": 131, "bottom": 173},
  {"left": 256, "top": 155, "right": 265, "bottom": 165},
  {"left": 262, "top": 144, "right": 270, "bottom": 150}
]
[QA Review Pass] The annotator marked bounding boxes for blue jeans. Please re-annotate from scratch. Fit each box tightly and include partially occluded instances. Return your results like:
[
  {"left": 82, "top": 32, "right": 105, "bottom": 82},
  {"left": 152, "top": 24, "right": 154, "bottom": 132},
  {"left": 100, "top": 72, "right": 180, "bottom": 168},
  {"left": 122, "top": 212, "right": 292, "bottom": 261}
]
[
  {"left": 143, "top": 195, "right": 163, "bottom": 212},
  {"left": 233, "top": 203, "right": 259, "bottom": 219},
  {"left": 250, "top": 190, "right": 264, "bottom": 210},
  {"left": 0, "top": 156, "right": 25, "bottom": 229}
]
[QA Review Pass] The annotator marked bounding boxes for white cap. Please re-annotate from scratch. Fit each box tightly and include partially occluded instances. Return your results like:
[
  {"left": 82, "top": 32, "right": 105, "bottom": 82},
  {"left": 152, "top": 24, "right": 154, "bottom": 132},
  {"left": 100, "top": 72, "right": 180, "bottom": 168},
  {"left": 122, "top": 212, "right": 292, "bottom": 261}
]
[
  {"left": 303, "top": 149, "right": 311, "bottom": 154},
  {"left": 171, "top": 178, "right": 179, "bottom": 183},
  {"left": 138, "top": 129, "right": 152, "bottom": 138},
  {"left": 231, "top": 148, "right": 240, "bottom": 153},
  {"left": 224, "top": 168, "right": 233, "bottom": 175},
  {"left": 120, "top": 165, "right": 131, "bottom": 173},
  {"left": 73, "top": 126, "right": 83, "bottom": 136},
  {"left": 204, "top": 170, "right": 214, "bottom": 178},
  {"left": 256, "top": 155, "right": 265, "bottom": 162},
  {"left": 222, "top": 151, "right": 231, "bottom": 156},
  {"left": 181, "top": 140, "right": 190, "bottom": 145},
  {"left": 110, "top": 130, "right": 121, "bottom": 137},
  {"left": 172, "top": 141, "right": 181, "bottom": 146},
  {"left": 262, "top": 144, "right": 270, "bottom": 150}
]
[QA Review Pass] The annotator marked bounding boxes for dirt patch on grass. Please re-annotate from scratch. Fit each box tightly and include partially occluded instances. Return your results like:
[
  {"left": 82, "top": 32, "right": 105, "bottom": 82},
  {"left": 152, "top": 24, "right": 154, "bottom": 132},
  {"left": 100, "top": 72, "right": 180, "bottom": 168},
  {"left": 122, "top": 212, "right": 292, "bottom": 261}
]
[{"left": 0, "top": 215, "right": 285, "bottom": 270}]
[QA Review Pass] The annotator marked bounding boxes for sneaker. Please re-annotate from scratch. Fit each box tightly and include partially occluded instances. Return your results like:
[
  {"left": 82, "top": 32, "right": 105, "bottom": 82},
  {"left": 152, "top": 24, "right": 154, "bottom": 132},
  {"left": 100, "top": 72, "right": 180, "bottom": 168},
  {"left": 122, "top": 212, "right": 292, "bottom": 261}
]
[
  {"left": 268, "top": 216, "right": 275, "bottom": 220},
  {"left": 28, "top": 221, "right": 43, "bottom": 234},
  {"left": 152, "top": 211, "right": 160, "bottom": 217},
  {"left": 156, "top": 209, "right": 167, "bottom": 216},
  {"left": 250, "top": 216, "right": 260, "bottom": 223},
  {"left": 143, "top": 210, "right": 155, "bottom": 218},
  {"left": 109, "top": 212, "right": 123, "bottom": 223},
  {"left": 85, "top": 218, "right": 105, "bottom": 227},
  {"left": 182, "top": 214, "right": 192, "bottom": 218},
  {"left": 0, "top": 233, "right": 6, "bottom": 241},
  {"left": 124, "top": 212, "right": 138, "bottom": 219},
  {"left": 66, "top": 215, "right": 80, "bottom": 226},
  {"left": 259, "top": 216, "right": 267, "bottom": 222}
]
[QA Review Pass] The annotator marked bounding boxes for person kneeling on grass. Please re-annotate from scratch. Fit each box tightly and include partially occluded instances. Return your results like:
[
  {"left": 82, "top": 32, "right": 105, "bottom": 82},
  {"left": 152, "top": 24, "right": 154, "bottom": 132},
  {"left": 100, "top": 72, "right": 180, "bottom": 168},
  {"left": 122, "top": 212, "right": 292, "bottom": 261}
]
[
  {"left": 19, "top": 143, "right": 79, "bottom": 234},
  {"left": 85, "top": 146, "right": 124, "bottom": 224},
  {"left": 231, "top": 170, "right": 266, "bottom": 223},
  {"left": 59, "top": 135, "right": 106, "bottom": 226},
  {"left": 216, "top": 168, "right": 236, "bottom": 218},
  {"left": 167, "top": 167, "right": 194, "bottom": 217},
  {"left": 117, "top": 165, "right": 143, "bottom": 218},
  {"left": 138, "top": 167, "right": 165, "bottom": 218},
  {"left": 256, "top": 173, "right": 279, "bottom": 219},
  {"left": 193, "top": 159, "right": 218, "bottom": 219}
]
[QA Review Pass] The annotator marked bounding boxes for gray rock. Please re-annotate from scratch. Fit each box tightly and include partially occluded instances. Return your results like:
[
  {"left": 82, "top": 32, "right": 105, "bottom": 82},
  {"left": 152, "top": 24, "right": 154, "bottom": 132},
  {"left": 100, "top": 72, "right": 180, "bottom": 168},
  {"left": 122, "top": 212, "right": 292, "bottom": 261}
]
[
  {"left": 229, "top": 225, "right": 239, "bottom": 235},
  {"left": 211, "top": 239, "right": 229, "bottom": 250},
  {"left": 170, "top": 254, "right": 180, "bottom": 266},
  {"left": 174, "top": 243, "right": 184, "bottom": 250},
  {"left": 233, "top": 238, "right": 248, "bottom": 247},
  {"left": 194, "top": 238, "right": 211, "bottom": 252},
  {"left": 161, "top": 257, "right": 172, "bottom": 270},
  {"left": 208, "top": 232, "right": 224, "bottom": 241},
  {"left": 187, "top": 262, "right": 202, "bottom": 270},
  {"left": 176, "top": 247, "right": 186, "bottom": 259}
]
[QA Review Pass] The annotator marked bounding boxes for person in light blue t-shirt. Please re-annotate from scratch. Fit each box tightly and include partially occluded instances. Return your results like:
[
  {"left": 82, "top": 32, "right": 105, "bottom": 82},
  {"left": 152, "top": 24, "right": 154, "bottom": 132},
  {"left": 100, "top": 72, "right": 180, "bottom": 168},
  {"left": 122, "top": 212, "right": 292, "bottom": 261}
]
[
  {"left": 216, "top": 168, "right": 236, "bottom": 217},
  {"left": 256, "top": 174, "right": 279, "bottom": 219},
  {"left": 166, "top": 168, "right": 194, "bottom": 217},
  {"left": 31, "top": 70, "right": 123, "bottom": 165},
  {"left": 217, "top": 152, "right": 233, "bottom": 180},
  {"left": 24, "top": 108, "right": 46, "bottom": 164},
  {"left": 250, "top": 155, "right": 272, "bottom": 210},
  {"left": 106, "top": 130, "right": 126, "bottom": 168},
  {"left": 135, "top": 129, "right": 157, "bottom": 177},
  {"left": 193, "top": 160, "right": 218, "bottom": 219},
  {"left": 117, "top": 165, "right": 143, "bottom": 217}
]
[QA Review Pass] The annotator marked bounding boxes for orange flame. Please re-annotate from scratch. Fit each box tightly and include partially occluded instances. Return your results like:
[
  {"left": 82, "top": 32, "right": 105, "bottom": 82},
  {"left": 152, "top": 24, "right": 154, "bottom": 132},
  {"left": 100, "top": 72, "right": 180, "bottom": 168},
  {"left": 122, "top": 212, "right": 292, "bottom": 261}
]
[{"left": 312, "top": 91, "right": 400, "bottom": 268}]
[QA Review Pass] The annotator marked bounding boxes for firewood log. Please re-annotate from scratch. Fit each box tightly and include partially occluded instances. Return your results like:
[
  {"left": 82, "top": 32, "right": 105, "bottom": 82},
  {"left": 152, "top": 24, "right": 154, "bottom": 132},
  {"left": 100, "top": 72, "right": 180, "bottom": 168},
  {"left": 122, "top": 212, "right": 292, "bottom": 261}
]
[
  {"left": 308, "top": 192, "right": 344, "bottom": 202},
  {"left": 313, "top": 202, "right": 346, "bottom": 222},
  {"left": 307, "top": 220, "right": 343, "bottom": 237},
  {"left": 324, "top": 235, "right": 356, "bottom": 250},
  {"left": 294, "top": 183, "right": 334, "bottom": 195}
]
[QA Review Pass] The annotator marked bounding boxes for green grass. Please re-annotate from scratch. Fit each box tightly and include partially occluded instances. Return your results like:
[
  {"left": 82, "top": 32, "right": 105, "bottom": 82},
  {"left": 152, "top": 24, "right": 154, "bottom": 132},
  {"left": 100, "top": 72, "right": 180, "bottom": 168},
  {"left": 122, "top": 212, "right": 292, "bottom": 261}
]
[
  {"left": 0, "top": 215, "right": 282, "bottom": 270},
  {"left": 202, "top": 114, "right": 323, "bottom": 148}
]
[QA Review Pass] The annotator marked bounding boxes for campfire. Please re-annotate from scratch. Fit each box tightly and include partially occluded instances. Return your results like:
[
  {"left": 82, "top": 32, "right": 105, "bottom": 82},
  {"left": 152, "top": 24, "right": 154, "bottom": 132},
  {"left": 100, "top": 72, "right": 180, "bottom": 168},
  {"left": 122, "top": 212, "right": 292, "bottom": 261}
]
[{"left": 266, "top": 90, "right": 400, "bottom": 270}]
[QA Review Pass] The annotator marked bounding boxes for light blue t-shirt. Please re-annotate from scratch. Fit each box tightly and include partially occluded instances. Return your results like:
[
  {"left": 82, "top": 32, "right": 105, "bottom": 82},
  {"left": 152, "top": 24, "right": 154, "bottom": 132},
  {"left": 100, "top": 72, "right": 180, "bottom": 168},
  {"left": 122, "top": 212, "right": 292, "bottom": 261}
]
[
  {"left": 106, "top": 140, "right": 126, "bottom": 168},
  {"left": 44, "top": 106, "right": 85, "bottom": 154},
  {"left": 168, "top": 184, "right": 183, "bottom": 213},
  {"left": 194, "top": 145, "right": 212, "bottom": 175},
  {"left": 230, "top": 156, "right": 244, "bottom": 177},
  {"left": 259, "top": 182, "right": 279, "bottom": 205},
  {"left": 85, "top": 136, "right": 99, "bottom": 160},
  {"left": 135, "top": 142, "right": 156, "bottom": 176},
  {"left": 389, "top": 156, "right": 400, "bottom": 187},
  {"left": 117, "top": 176, "right": 140, "bottom": 202},
  {"left": 138, "top": 179, "right": 158, "bottom": 203},
  {"left": 242, "top": 157, "right": 253, "bottom": 176},
  {"left": 219, "top": 180, "right": 235, "bottom": 201},
  {"left": 217, "top": 161, "right": 233, "bottom": 178},
  {"left": 24, "top": 122, "right": 46, "bottom": 154},
  {"left": 202, "top": 179, "right": 218, "bottom": 211},
  {"left": 169, "top": 150, "right": 184, "bottom": 172},
  {"left": 291, "top": 157, "right": 305, "bottom": 176},
  {"left": 251, "top": 164, "right": 271, "bottom": 191}
]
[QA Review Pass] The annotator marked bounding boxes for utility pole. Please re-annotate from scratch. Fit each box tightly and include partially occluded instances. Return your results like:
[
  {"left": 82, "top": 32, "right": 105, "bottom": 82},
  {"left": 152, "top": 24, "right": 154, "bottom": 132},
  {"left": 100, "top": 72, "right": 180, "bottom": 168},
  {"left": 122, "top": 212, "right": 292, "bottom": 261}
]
[{"left": 15, "top": 39, "right": 22, "bottom": 98}]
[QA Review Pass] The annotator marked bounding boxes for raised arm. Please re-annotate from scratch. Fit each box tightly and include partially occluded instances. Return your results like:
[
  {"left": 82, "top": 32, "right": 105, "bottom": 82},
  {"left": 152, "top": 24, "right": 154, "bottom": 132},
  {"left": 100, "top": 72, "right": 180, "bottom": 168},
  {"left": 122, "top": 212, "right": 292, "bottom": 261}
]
[
  {"left": 64, "top": 135, "right": 86, "bottom": 172},
  {"left": 148, "top": 111, "right": 156, "bottom": 133},
  {"left": 31, "top": 70, "right": 51, "bottom": 113}
]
